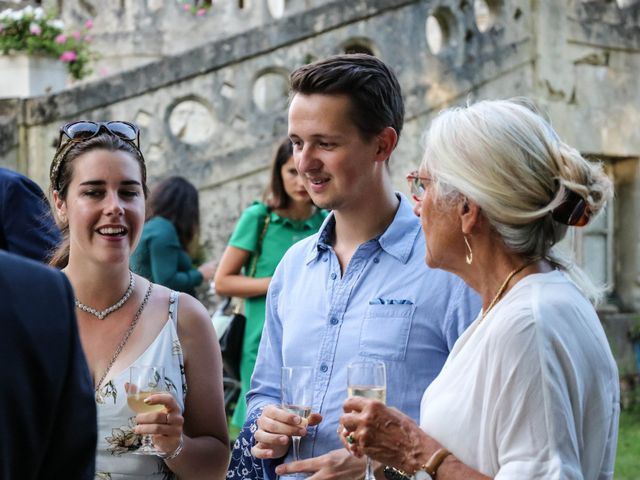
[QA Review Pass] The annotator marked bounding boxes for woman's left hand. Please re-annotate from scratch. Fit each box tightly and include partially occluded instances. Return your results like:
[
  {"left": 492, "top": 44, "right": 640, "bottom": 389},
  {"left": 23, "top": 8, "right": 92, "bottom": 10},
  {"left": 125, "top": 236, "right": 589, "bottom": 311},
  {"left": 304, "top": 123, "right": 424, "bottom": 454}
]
[
  {"left": 132, "top": 392, "right": 185, "bottom": 456},
  {"left": 339, "top": 396, "right": 437, "bottom": 472}
]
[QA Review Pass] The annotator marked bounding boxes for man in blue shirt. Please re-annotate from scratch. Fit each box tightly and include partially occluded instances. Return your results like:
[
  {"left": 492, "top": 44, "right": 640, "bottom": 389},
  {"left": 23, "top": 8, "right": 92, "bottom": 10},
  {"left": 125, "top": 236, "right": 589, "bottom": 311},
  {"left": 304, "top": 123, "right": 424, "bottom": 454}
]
[{"left": 226, "top": 54, "right": 481, "bottom": 480}]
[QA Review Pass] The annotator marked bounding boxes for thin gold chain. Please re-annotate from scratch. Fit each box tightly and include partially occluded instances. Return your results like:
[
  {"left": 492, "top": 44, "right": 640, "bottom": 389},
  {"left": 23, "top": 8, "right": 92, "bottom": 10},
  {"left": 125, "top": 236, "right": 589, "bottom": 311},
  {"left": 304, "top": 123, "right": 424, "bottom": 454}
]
[
  {"left": 94, "top": 282, "right": 153, "bottom": 400},
  {"left": 480, "top": 259, "right": 537, "bottom": 322}
]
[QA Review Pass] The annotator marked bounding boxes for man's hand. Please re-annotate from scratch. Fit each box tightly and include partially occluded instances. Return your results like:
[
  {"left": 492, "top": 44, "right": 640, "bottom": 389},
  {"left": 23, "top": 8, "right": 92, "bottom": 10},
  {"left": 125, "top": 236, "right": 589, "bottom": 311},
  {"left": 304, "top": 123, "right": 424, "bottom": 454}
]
[
  {"left": 275, "top": 448, "right": 368, "bottom": 479},
  {"left": 251, "top": 405, "right": 322, "bottom": 460}
]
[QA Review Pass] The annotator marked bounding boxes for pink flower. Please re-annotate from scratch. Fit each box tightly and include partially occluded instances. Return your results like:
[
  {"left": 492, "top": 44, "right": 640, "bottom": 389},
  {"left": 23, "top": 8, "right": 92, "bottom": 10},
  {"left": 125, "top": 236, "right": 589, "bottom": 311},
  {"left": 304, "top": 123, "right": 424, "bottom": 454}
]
[
  {"left": 196, "top": 8, "right": 206, "bottom": 16},
  {"left": 60, "top": 51, "right": 78, "bottom": 62},
  {"left": 84, "top": 19, "right": 94, "bottom": 29},
  {"left": 99, "top": 67, "right": 109, "bottom": 76},
  {"left": 54, "top": 34, "right": 67, "bottom": 44},
  {"left": 183, "top": 4, "right": 190, "bottom": 11},
  {"left": 84, "top": 35, "right": 93, "bottom": 43},
  {"left": 72, "top": 30, "right": 82, "bottom": 40},
  {"left": 29, "top": 24, "right": 42, "bottom": 35}
]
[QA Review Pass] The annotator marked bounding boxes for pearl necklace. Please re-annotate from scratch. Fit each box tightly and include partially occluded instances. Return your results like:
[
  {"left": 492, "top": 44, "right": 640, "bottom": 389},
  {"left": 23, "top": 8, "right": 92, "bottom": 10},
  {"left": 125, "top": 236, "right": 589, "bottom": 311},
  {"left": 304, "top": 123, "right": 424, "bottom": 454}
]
[{"left": 75, "top": 271, "right": 135, "bottom": 320}]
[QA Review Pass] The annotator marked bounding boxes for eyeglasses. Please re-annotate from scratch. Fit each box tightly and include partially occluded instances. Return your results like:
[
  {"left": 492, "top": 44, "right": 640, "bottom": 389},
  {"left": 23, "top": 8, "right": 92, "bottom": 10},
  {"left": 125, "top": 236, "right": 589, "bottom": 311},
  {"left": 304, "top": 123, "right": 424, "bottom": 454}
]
[
  {"left": 406, "top": 171, "right": 432, "bottom": 200},
  {"left": 56, "top": 121, "right": 140, "bottom": 149}
]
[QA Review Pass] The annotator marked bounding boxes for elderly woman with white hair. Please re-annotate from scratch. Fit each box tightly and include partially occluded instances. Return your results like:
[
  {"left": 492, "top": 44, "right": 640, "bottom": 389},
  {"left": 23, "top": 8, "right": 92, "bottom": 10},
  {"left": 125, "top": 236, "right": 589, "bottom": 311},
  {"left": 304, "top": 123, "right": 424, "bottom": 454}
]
[{"left": 338, "top": 98, "right": 619, "bottom": 479}]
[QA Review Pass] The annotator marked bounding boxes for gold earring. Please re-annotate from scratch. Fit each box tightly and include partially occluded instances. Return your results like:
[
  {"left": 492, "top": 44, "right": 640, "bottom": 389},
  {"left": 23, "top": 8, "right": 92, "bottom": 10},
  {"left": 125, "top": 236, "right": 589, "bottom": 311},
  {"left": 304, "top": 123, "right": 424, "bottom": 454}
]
[{"left": 464, "top": 235, "right": 473, "bottom": 265}]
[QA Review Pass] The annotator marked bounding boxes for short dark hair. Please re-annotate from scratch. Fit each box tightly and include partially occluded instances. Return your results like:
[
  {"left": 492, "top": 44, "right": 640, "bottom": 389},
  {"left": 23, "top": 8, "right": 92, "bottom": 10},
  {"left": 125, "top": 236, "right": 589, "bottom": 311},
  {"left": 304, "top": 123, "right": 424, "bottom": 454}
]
[
  {"left": 264, "top": 138, "right": 295, "bottom": 209},
  {"left": 147, "top": 176, "right": 200, "bottom": 251},
  {"left": 289, "top": 53, "right": 404, "bottom": 141}
]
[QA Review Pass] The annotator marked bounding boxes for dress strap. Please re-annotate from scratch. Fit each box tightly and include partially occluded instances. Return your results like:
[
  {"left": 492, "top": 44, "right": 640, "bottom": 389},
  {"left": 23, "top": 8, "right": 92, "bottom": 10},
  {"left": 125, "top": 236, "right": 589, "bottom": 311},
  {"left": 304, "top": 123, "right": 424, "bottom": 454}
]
[{"left": 168, "top": 291, "right": 179, "bottom": 326}]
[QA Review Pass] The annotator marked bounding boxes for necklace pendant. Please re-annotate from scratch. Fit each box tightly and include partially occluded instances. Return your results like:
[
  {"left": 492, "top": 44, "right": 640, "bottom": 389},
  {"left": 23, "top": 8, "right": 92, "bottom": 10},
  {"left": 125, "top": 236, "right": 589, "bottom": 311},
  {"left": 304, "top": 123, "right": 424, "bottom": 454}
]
[{"left": 95, "top": 389, "right": 105, "bottom": 404}]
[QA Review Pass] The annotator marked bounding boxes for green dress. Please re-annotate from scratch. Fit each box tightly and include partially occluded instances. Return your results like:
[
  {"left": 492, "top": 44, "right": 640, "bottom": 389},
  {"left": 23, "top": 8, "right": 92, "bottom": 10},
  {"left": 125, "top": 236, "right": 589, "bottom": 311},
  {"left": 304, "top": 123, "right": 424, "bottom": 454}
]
[
  {"left": 229, "top": 202, "right": 327, "bottom": 428},
  {"left": 130, "top": 216, "right": 203, "bottom": 297}
]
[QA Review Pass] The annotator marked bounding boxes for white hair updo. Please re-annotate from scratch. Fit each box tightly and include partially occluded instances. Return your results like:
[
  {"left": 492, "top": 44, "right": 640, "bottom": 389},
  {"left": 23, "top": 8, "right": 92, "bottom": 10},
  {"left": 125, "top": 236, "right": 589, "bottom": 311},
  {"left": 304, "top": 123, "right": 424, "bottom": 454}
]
[{"left": 421, "top": 97, "right": 613, "bottom": 304}]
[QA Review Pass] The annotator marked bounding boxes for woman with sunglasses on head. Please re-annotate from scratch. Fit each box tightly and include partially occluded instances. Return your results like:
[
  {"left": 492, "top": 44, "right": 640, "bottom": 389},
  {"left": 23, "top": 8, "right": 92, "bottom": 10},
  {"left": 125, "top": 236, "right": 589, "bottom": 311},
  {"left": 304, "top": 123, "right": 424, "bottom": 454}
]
[
  {"left": 49, "top": 121, "right": 229, "bottom": 479},
  {"left": 131, "top": 176, "right": 218, "bottom": 297},
  {"left": 214, "top": 138, "right": 327, "bottom": 434},
  {"left": 338, "top": 99, "right": 619, "bottom": 480}
]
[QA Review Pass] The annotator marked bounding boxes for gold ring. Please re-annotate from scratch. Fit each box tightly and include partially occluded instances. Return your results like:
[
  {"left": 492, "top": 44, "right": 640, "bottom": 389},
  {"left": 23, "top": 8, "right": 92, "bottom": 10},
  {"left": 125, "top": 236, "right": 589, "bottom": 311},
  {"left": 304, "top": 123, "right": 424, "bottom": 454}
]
[{"left": 346, "top": 433, "right": 355, "bottom": 445}]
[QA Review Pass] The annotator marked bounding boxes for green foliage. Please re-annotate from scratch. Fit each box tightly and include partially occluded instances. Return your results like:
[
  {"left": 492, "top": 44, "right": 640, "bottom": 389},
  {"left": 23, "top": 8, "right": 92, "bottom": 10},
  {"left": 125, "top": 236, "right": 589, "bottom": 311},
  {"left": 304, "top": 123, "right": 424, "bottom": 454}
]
[
  {"left": 615, "top": 408, "right": 640, "bottom": 479},
  {"left": 628, "top": 315, "right": 640, "bottom": 342},
  {"left": 0, "top": 5, "right": 95, "bottom": 80}
]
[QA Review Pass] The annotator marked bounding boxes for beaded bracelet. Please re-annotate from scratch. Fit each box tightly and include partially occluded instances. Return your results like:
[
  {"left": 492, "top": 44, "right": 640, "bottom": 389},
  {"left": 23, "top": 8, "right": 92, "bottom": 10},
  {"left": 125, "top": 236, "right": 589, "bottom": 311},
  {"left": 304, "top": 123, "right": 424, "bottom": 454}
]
[{"left": 159, "top": 435, "right": 184, "bottom": 460}]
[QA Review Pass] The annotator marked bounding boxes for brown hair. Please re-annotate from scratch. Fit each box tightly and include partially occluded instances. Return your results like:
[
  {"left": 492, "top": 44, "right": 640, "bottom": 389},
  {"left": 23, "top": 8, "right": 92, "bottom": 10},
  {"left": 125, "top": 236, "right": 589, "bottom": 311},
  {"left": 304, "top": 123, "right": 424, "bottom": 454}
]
[
  {"left": 147, "top": 176, "right": 200, "bottom": 252},
  {"left": 263, "top": 138, "right": 295, "bottom": 209},
  {"left": 48, "top": 133, "right": 148, "bottom": 268},
  {"left": 289, "top": 53, "right": 404, "bottom": 144}
]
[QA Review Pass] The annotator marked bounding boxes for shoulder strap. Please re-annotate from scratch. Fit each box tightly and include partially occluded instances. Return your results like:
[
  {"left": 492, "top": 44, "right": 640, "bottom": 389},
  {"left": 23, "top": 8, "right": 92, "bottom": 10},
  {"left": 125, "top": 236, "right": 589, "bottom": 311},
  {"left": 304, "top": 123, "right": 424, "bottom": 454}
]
[
  {"left": 247, "top": 210, "right": 271, "bottom": 277},
  {"left": 168, "top": 290, "right": 179, "bottom": 326}
]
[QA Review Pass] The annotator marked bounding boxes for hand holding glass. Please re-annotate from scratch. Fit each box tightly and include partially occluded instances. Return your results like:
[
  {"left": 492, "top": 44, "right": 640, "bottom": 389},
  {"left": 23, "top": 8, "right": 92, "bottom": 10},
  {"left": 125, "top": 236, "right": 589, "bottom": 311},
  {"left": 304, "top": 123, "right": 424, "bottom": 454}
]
[
  {"left": 128, "top": 365, "right": 167, "bottom": 455},
  {"left": 347, "top": 361, "right": 387, "bottom": 480},
  {"left": 281, "top": 366, "right": 314, "bottom": 477}
]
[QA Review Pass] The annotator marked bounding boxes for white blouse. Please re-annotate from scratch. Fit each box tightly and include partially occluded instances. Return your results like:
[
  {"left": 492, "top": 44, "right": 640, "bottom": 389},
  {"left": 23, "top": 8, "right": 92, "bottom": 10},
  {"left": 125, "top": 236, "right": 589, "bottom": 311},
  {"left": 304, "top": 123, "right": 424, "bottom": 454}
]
[{"left": 421, "top": 271, "right": 619, "bottom": 479}]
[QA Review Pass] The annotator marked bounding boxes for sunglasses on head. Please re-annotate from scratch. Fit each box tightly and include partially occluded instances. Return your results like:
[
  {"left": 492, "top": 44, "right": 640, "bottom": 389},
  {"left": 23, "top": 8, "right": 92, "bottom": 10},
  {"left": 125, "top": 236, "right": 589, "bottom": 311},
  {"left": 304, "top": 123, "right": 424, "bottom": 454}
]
[{"left": 57, "top": 121, "right": 140, "bottom": 149}]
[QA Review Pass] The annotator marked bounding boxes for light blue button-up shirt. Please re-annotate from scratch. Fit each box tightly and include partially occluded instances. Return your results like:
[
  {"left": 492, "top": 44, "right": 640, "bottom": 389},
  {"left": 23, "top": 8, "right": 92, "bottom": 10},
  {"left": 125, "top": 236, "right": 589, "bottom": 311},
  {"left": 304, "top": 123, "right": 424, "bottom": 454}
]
[{"left": 246, "top": 194, "right": 481, "bottom": 478}]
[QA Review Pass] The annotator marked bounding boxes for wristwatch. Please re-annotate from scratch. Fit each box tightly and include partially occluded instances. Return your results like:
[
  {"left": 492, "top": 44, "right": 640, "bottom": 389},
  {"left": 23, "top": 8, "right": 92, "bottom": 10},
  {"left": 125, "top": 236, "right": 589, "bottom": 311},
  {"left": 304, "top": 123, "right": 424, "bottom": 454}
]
[{"left": 383, "top": 448, "right": 451, "bottom": 480}]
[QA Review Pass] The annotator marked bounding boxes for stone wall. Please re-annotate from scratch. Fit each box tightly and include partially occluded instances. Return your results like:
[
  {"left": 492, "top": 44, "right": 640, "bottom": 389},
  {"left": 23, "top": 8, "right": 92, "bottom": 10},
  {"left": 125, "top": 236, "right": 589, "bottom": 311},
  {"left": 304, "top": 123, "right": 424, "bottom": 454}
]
[
  {"left": 41, "top": 0, "right": 339, "bottom": 81},
  {"left": 1, "top": 0, "right": 640, "bottom": 323}
]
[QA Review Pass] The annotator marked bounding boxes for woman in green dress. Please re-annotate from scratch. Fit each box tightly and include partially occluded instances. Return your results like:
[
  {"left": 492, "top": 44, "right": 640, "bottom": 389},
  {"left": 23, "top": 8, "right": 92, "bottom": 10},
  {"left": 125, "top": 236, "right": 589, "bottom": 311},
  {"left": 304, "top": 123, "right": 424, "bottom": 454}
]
[
  {"left": 131, "top": 176, "right": 217, "bottom": 297},
  {"left": 214, "top": 138, "right": 327, "bottom": 432}
]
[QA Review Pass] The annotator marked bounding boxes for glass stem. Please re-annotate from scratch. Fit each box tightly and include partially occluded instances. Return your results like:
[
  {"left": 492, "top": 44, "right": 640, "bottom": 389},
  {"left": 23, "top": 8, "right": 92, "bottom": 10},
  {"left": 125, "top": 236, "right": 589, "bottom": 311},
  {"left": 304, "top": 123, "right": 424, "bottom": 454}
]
[
  {"left": 291, "top": 435, "right": 301, "bottom": 462},
  {"left": 365, "top": 456, "right": 375, "bottom": 480}
]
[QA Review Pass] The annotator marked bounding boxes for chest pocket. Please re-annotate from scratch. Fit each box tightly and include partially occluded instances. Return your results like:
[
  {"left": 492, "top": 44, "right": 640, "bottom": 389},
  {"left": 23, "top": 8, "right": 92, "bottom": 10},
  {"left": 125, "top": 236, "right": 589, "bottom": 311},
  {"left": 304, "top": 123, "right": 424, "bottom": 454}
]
[{"left": 358, "top": 303, "right": 416, "bottom": 361}]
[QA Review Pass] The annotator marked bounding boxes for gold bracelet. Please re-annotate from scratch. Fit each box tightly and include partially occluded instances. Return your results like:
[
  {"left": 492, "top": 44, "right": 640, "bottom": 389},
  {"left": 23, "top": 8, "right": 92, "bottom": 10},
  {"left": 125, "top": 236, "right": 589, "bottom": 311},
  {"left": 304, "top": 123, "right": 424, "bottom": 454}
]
[{"left": 421, "top": 447, "right": 451, "bottom": 478}]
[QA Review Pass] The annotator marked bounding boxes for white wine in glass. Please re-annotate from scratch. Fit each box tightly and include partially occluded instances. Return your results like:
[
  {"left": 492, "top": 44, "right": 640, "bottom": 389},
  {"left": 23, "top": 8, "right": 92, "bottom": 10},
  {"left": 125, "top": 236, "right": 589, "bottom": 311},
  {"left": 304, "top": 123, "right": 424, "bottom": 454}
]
[
  {"left": 128, "top": 365, "right": 167, "bottom": 455},
  {"left": 347, "top": 360, "right": 387, "bottom": 480},
  {"left": 281, "top": 366, "right": 314, "bottom": 478}
]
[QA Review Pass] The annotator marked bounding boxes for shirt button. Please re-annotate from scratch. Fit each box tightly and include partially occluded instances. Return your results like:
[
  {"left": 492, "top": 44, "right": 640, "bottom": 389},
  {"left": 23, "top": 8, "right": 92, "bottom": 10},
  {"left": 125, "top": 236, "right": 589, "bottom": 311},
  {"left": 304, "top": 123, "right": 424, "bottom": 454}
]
[
  {"left": 330, "top": 317, "right": 339, "bottom": 325},
  {"left": 320, "top": 364, "right": 328, "bottom": 372},
  {"left": 330, "top": 272, "right": 337, "bottom": 280},
  {"left": 373, "top": 257, "right": 380, "bottom": 264}
]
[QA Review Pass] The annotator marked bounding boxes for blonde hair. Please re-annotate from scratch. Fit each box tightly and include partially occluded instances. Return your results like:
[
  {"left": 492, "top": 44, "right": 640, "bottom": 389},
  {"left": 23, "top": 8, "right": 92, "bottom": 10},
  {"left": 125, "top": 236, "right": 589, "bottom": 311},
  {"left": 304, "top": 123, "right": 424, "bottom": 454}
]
[{"left": 421, "top": 98, "right": 613, "bottom": 304}]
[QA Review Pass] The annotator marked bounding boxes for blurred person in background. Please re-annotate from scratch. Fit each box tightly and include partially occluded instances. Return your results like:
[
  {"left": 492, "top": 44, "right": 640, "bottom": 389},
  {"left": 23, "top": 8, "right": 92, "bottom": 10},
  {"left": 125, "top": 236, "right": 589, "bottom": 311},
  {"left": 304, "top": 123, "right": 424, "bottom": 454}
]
[
  {"left": 214, "top": 138, "right": 327, "bottom": 434},
  {"left": 131, "top": 176, "right": 217, "bottom": 298}
]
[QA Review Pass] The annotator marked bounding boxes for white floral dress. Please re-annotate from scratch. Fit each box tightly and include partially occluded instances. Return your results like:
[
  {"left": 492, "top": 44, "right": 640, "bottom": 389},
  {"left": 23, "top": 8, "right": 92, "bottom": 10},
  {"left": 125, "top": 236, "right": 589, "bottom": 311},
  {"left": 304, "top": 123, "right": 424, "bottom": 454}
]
[{"left": 95, "top": 291, "right": 187, "bottom": 480}]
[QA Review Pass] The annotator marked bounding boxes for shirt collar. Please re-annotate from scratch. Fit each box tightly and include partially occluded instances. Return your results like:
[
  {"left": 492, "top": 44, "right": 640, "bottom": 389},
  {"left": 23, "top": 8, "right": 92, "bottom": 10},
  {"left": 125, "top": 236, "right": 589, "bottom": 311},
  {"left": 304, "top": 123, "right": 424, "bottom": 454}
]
[
  {"left": 269, "top": 209, "right": 320, "bottom": 230},
  {"left": 304, "top": 193, "right": 421, "bottom": 264}
]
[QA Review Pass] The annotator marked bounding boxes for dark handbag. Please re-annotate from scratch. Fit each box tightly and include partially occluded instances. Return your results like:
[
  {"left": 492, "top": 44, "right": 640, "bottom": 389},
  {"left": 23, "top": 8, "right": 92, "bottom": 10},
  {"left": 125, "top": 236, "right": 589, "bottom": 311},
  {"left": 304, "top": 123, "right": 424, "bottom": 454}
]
[
  {"left": 218, "top": 209, "right": 271, "bottom": 381},
  {"left": 218, "top": 304, "right": 246, "bottom": 381}
]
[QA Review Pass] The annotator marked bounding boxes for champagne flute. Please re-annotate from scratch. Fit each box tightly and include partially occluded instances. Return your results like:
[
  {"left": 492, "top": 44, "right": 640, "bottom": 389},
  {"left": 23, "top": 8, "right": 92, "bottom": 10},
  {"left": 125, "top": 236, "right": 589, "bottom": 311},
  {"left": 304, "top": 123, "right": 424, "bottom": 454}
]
[
  {"left": 128, "top": 365, "right": 167, "bottom": 455},
  {"left": 347, "top": 360, "right": 387, "bottom": 480},
  {"left": 281, "top": 366, "right": 314, "bottom": 478}
]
